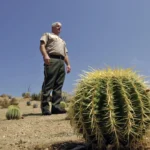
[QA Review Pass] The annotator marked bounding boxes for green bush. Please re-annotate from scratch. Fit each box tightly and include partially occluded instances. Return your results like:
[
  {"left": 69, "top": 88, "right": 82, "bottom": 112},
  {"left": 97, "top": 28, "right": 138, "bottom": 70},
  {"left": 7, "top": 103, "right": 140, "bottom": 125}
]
[
  {"left": 0, "top": 94, "right": 8, "bottom": 98},
  {"left": 69, "top": 68, "right": 150, "bottom": 150}
]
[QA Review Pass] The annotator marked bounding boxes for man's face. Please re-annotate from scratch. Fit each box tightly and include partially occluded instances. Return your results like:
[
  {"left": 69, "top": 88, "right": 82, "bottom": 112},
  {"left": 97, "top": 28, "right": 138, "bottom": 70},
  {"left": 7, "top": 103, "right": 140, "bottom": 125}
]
[{"left": 52, "top": 24, "right": 61, "bottom": 35}]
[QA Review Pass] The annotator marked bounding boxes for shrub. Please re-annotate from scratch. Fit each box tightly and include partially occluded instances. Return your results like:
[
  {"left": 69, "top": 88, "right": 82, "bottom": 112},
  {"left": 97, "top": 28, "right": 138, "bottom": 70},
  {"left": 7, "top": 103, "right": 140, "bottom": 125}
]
[
  {"left": 0, "top": 97, "right": 3, "bottom": 106},
  {"left": 0, "top": 94, "right": 8, "bottom": 98},
  {"left": 31, "top": 93, "right": 41, "bottom": 101},
  {"left": 0, "top": 97, "right": 10, "bottom": 108},
  {"left": 69, "top": 68, "right": 150, "bottom": 150},
  {"left": 10, "top": 98, "right": 19, "bottom": 105},
  {"left": 22, "top": 92, "right": 30, "bottom": 98},
  {"left": 7, "top": 95, "right": 12, "bottom": 99}
]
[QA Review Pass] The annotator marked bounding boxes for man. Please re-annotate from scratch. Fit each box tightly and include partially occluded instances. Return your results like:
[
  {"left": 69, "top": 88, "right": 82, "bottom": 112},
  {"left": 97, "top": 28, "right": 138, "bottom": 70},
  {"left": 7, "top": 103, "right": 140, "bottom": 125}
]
[{"left": 39, "top": 22, "right": 71, "bottom": 115}]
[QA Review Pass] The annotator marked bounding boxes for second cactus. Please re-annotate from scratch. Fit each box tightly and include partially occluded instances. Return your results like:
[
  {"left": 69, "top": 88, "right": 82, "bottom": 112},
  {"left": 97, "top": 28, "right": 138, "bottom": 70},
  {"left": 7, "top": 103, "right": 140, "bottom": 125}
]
[{"left": 6, "top": 105, "right": 21, "bottom": 120}]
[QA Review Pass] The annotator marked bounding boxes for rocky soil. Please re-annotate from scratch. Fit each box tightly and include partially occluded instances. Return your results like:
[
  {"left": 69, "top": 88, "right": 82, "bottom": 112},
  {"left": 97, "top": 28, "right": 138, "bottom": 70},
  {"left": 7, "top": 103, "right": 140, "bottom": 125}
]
[
  {"left": 0, "top": 98, "right": 84, "bottom": 150},
  {"left": 0, "top": 98, "right": 150, "bottom": 150}
]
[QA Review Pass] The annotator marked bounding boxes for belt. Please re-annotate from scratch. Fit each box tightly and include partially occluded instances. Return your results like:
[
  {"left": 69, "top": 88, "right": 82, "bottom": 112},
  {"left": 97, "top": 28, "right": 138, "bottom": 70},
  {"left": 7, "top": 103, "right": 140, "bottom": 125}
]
[{"left": 49, "top": 54, "right": 64, "bottom": 60}]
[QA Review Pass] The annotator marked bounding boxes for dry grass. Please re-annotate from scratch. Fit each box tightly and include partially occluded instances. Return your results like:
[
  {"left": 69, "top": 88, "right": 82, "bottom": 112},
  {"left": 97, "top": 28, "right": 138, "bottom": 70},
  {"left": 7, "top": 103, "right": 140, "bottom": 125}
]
[{"left": 0, "top": 97, "right": 10, "bottom": 108}]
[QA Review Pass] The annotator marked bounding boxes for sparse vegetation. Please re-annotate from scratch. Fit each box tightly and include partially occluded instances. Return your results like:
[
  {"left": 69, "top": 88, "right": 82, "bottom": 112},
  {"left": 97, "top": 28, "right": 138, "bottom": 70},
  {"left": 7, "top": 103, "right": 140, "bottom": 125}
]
[
  {"left": 0, "top": 89, "right": 150, "bottom": 150},
  {"left": 10, "top": 97, "right": 19, "bottom": 105},
  {"left": 7, "top": 95, "right": 12, "bottom": 99},
  {"left": 0, "top": 95, "right": 20, "bottom": 109},
  {"left": 22, "top": 92, "right": 30, "bottom": 98},
  {"left": 0, "top": 97, "right": 10, "bottom": 108},
  {"left": 31, "top": 93, "right": 41, "bottom": 101},
  {"left": 0, "top": 94, "right": 9, "bottom": 98}
]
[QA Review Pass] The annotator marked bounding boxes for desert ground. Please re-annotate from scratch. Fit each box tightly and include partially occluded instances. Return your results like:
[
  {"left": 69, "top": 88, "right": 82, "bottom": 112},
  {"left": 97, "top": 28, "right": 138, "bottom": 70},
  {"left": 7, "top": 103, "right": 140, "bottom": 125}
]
[
  {"left": 0, "top": 98, "right": 85, "bottom": 150},
  {"left": 1, "top": 97, "right": 150, "bottom": 150}
]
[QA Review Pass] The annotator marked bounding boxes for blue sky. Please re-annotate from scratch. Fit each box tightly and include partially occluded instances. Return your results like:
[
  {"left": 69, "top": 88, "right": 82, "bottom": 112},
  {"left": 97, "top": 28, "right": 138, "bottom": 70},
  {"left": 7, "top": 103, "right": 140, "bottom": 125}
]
[{"left": 0, "top": 0, "right": 150, "bottom": 96}]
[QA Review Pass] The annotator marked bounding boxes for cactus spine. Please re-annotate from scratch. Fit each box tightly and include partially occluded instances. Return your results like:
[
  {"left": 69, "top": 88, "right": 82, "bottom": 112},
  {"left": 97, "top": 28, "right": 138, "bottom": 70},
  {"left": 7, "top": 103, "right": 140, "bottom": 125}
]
[
  {"left": 70, "top": 68, "right": 150, "bottom": 150},
  {"left": 6, "top": 105, "right": 21, "bottom": 120}
]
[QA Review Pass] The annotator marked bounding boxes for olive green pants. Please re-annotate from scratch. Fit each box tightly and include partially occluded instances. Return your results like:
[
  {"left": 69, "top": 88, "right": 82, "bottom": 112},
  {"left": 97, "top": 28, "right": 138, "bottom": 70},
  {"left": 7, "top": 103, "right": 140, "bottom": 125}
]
[{"left": 41, "top": 58, "right": 65, "bottom": 113}]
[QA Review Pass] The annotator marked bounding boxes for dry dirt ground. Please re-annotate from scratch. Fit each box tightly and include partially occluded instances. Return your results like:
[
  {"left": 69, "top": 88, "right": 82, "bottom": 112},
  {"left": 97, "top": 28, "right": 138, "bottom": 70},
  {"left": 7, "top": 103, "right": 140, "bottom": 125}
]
[
  {"left": 1, "top": 98, "right": 150, "bottom": 150},
  {"left": 0, "top": 98, "right": 84, "bottom": 150}
]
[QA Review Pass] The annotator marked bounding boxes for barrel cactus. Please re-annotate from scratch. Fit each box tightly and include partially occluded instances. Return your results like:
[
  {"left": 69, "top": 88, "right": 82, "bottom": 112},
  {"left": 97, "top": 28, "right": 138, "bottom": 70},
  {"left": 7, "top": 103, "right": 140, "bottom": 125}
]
[
  {"left": 33, "top": 103, "right": 38, "bottom": 108},
  {"left": 60, "top": 101, "right": 67, "bottom": 109},
  {"left": 26, "top": 101, "right": 31, "bottom": 106},
  {"left": 6, "top": 105, "right": 21, "bottom": 120},
  {"left": 70, "top": 68, "right": 150, "bottom": 150}
]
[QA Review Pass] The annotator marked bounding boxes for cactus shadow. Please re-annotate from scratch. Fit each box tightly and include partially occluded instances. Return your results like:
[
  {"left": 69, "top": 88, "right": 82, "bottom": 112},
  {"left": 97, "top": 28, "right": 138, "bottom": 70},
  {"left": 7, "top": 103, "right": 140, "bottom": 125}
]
[
  {"left": 51, "top": 141, "right": 90, "bottom": 150},
  {"left": 49, "top": 141, "right": 89, "bottom": 150}
]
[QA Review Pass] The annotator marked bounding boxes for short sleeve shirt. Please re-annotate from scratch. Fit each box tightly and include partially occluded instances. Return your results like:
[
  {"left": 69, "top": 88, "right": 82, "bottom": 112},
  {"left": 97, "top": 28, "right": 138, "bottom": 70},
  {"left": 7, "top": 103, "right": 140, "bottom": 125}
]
[{"left": 40, "top": 33, "right": 68, "bottom": 57}]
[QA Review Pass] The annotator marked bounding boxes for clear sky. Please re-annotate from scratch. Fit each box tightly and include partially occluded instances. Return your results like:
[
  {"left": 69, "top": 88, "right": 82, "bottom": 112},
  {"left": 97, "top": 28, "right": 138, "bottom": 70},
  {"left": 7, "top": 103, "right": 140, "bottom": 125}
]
[{"left": 0, "top": 0, "right": 150, "bottom": 96}]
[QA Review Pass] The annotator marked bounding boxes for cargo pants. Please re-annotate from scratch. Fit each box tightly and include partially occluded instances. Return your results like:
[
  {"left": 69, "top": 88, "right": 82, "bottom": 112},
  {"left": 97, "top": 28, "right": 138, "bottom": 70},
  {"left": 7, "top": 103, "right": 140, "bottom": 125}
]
[{"left": 41, "top": 57, "right": 65, "bottom": 114}]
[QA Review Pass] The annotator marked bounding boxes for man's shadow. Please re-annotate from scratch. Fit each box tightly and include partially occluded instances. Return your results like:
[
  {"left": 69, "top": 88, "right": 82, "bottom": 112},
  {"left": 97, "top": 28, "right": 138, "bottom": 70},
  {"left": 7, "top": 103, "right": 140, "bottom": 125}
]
[
  {"left": 22, "top": 113, "right": 42, "bottom": 117},
  {"left": 48, "top": 141, "right": 89, "bottom": 150}
]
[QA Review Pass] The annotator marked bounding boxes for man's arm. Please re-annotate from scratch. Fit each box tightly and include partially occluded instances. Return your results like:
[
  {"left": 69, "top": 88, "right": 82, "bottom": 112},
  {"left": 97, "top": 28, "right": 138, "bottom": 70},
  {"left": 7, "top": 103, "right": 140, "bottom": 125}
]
[
  {"left": 64, "top": 53, "right": 71, "bottom": 73},
  {"left": 40, "top": 41, "right": 48, "bottom": 57},
  {"left": 40, "top": 41, "right": 50, "bottom": 65},
  {"left": 64, "top": 53, "right": 70, "bottom": 66}
]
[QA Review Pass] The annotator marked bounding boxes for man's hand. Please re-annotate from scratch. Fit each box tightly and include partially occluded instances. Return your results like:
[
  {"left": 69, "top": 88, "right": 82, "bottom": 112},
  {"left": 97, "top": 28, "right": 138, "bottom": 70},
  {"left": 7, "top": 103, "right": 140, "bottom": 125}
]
[
  {"left": 43, "top": 55, "right": 50, "bottom": 65},
  {"left": 66, "top": 65, "right": 71, "bottom": 73},
  {"left": 40, "top": 41, "right": 50, "bottom": 65}
]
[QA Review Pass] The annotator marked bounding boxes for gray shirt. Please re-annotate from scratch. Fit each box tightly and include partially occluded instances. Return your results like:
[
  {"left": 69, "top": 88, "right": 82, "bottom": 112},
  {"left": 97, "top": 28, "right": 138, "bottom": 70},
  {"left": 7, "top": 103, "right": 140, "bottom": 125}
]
[{"left": 40, "top": 32, "right": 68, "bottom": 57}]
